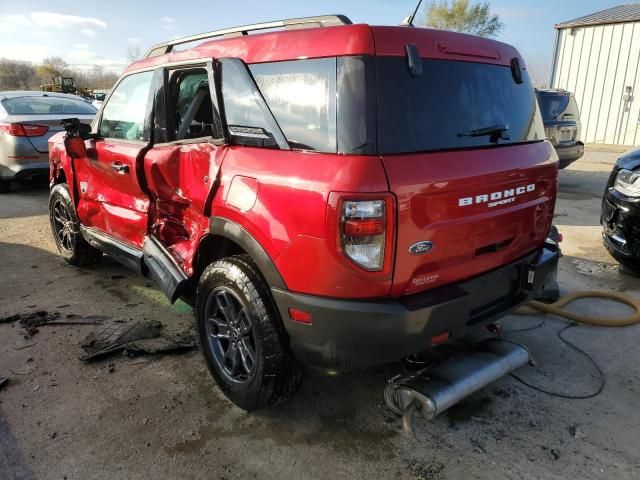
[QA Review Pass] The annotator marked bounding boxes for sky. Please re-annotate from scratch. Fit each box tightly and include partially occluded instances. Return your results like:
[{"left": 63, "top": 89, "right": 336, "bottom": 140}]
[{"left": 0, "top": 0, "right": 631, "bottom": 77}]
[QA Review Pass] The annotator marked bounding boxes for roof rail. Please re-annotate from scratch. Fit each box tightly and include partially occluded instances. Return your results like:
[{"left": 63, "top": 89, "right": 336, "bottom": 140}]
[{"left": 144, "top": 14, "right": 353, "bottom": 58}]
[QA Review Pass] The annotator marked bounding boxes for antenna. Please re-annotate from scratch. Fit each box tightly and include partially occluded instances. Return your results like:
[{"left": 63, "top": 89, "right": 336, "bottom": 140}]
[{"left": 401, "top": 0, "right": 424, "bottom": 27}]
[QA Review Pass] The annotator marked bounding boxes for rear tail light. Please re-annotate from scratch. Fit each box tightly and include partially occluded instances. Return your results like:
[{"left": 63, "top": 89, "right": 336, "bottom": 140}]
[
  {"left": 340, "top": 200, "right": 387, "bottom": 271},
  {"left": 0, "top": 123, "right": 49, "bottom": 137}
]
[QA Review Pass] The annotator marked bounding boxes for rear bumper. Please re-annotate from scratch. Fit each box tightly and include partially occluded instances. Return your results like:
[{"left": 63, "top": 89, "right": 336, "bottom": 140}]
[
  {"left": 555, "top": 141, "right": 584, "bottom": 168},
  {"left": 273, "top": 244, "right": 559, "bottom": 370}
]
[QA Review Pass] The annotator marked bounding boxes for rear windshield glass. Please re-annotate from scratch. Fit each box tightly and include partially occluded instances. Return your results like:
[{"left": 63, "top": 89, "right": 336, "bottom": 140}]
[
  {"left": 376, "top": 58, "right": 544, "bottom": 154},
  {"left": 1, "top": 96, "right": 96, "bottom": 115},
  {"left": 536, "top": 92, "right": 571, "bottom": 121}
]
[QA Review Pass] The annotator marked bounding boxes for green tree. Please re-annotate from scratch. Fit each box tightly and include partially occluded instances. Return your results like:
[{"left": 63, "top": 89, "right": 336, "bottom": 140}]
[{"left": 424, "top": 0, "right": 503, "bottom": 38}]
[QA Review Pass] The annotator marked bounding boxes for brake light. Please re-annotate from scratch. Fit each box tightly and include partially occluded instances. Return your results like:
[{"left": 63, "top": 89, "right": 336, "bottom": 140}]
[
  {"left": 340, "top": 200, "right": 387, "bottom": 271},
  {"left": 0, "top": 123, "right": 49, "bottom": 137}
]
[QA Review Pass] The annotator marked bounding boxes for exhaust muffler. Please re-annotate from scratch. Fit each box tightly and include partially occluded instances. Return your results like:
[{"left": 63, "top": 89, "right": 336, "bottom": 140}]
[{"left": 385, "top": 339, "right": 530, "bottom": 420}]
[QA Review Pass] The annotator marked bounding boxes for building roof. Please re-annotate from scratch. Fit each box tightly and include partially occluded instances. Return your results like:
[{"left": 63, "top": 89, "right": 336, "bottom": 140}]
[{"left": 556, "top": 3, "right": 640, "bottom": 29}]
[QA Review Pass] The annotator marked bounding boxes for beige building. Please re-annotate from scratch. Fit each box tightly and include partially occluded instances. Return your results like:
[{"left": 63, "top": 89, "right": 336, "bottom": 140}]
[{"left": 551, "top": 4, "right": 640, "bottom": 146}]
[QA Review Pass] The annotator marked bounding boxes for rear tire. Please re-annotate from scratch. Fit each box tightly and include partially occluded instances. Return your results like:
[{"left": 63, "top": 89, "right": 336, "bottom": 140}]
[
  {"left": 0, "top": 180, "right": 10, "bottom": 193},
  {"left": 49, "top": 183, "right": 101, "bottom": 266},
  {"left": 195, "top": 255, "right": 303, "bottom": 411}
]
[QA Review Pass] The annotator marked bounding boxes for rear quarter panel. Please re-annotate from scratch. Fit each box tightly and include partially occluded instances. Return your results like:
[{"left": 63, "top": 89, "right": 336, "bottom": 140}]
[{"left": 212, "top": 146, "right": 391, "bottom": 298}]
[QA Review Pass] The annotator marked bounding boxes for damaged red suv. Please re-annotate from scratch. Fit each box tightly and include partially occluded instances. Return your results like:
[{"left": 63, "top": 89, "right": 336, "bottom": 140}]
[{"left": 48, "top": 15, "right": 560, "bottom": 410}]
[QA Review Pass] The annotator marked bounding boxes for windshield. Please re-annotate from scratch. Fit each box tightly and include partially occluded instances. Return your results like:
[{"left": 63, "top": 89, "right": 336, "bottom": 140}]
[
  {"left": 1, "top": 96, "right": 97, "bottom": 115},
  {"left": 536, "top": 92, "right": 571, "bottom": 121},
  {"left": 376, "top": 58, "right": 544, "bottom": 154}
]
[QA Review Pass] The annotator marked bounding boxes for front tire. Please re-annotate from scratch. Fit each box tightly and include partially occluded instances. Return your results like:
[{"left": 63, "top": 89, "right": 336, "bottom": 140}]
[
  {"left": 196, "top": 255, "right": 303, "bottom": 411},
  {"left": 49, "top": 183, "right": 101, "bottom": 266},
  {"left": 620, "top": 261, "right": 640, "bottom": 278},
  {"left": 0, "top": 179, "right": 10, "bottom": 193}
]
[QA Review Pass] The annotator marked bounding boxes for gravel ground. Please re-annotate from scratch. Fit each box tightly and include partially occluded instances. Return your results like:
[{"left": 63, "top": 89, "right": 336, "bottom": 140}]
[{"left": 1, "top": 150, "right": 639, "bottom": 480}]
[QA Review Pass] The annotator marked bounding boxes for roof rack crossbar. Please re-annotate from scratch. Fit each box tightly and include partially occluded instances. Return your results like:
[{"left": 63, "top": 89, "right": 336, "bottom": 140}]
[{"left": 145, "top": 14, "right": 353, "bottom": 58}]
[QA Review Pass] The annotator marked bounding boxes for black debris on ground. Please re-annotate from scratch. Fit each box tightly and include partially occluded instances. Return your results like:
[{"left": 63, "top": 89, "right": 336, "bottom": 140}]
[
  {"left": 79, "top": 320, "right": 196, "bottom": 361},
  {"left": 0, "top": 377, "right": 8, "bottom": 390},
  {"left": 1, "top": 311, "right": 60, "bottom": 336},
  {"left": 0, "top": 311, "right": 107, "bottom": 337}
]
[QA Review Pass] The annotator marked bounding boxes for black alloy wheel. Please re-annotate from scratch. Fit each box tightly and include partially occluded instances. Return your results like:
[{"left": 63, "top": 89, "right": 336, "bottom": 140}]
[
  {"left": 204, "top": 287, "right": 257, "bottom": 383},
  {"left": 51, "top": 197, "right": 76, "bottom": 254},
  {"left": 48, "top": 183, "right": 101, "bottom": 266},
  {"left": 195, "top": 255, "right": 303, "bottom": 411}
]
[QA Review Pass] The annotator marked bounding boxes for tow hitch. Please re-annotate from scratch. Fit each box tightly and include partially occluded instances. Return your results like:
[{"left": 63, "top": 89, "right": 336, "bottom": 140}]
[{"left": 384, "top": 339, "right": 530, "bottom": 425}]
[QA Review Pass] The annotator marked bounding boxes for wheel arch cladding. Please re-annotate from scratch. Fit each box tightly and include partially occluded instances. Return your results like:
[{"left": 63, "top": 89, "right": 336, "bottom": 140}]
[{"left": 200, "top": 217, "right": 287, "bottom": 289}]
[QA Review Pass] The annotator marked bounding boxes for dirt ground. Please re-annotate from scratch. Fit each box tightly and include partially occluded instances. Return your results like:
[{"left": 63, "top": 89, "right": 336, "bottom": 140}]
[{"left": 1, "top": 151, "right": 639, "bottom": 480}]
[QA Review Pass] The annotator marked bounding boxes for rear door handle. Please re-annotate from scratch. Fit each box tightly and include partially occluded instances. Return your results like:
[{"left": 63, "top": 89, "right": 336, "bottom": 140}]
[{"left": 110, "top": 163, "right": 129, "bottom": 174}]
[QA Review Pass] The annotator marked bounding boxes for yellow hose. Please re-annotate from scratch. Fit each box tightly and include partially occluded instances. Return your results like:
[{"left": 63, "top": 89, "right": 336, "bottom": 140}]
[{"left": 518, "top": 291, "right": 640, "bottom": 326}]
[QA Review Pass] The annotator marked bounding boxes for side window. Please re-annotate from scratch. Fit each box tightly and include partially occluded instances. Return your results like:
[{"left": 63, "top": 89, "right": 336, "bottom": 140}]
[
  {"left": 250, "top": 58, "right": 337, "bottom": 153},
  {"left": 220, "top": 58, "right": 288, "bottom": 149},
  {"left": 170, "top": 69, "right": 218, "bottom": 141},
  {"left": 100, "top": 71, "right": 153, "bottom": 141}
]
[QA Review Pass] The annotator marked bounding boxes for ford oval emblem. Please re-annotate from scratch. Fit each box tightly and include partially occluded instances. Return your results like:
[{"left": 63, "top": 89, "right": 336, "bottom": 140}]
[{"left": 409, "top": 241, "right": 434, "bottom": 255}]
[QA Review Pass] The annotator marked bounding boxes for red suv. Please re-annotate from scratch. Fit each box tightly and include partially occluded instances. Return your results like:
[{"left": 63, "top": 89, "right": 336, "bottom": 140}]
[{"left": 48, "top": 15, "right": 560, "bottom": 411}]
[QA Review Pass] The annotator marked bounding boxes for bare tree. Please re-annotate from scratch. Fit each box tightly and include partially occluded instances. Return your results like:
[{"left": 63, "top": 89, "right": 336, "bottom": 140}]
[
  {"left": 36, "top": 56, "right": 68, "bottom": 84},
  {"left": 0, "top": 59, "right": 39, "bottom": 90},
  {"left": 73, "top": 65, "right": 119, "bottom": 90},
  {"left": 127, "top": 45, "right": 142, "bottom": 64},
  {"left": 424, "top": 0, "right": 503, "bottom": 38},
  {"left": 0, "top": 58, "right": 120, "bottom": 92}
]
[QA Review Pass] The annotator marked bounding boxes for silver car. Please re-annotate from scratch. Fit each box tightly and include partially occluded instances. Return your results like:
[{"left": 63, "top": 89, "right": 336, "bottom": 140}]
[{"left": 0, "top": 91, "right": 96, "bottom": 192}]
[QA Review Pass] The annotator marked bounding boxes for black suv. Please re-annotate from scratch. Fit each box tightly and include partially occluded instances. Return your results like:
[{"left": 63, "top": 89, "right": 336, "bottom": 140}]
[
  {"left": 536, "top": 89, "right": 584, "bottom": 168},
  {"left": 602, "top": 148, "right": 640, "bottom": 273}
]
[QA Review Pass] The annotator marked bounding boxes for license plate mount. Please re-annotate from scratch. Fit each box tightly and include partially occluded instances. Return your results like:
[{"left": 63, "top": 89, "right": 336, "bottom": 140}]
[{"left": 521, "top": 263, "right": 537, "bottom": 291}]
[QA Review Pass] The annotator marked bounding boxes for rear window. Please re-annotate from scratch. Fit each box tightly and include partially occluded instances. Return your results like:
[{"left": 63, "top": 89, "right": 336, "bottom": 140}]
[
  {"left": 536, "top": 92, "right": 571, "bottom": 121},
  {"left": 376, "top": 58, "right": 544, "bottom": 154},
  {"left": 1, "top": 96, "right": 96, "bottom": 115}
]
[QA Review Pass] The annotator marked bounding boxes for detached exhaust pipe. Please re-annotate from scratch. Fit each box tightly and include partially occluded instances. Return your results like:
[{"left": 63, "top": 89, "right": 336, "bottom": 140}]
[{"left": 385, "top": 339, "right": 530, "bottom": 421}]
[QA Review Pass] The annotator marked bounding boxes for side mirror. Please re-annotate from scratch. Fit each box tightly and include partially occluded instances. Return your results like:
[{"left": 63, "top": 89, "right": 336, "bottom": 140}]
[
  {"left": 64, "top": 136, "right": 87, "bottom": 159},
  {"left": 62, "top": 118, "right": 93, "bottom": 140},
  {"left": 62, "top": 118, "right": 90, "bottom": 159}
]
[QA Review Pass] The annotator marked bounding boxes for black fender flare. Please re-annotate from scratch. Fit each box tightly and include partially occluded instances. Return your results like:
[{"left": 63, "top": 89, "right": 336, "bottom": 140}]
[{"left": 209, "top": 217, "right": 286, "bottom": 289}]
